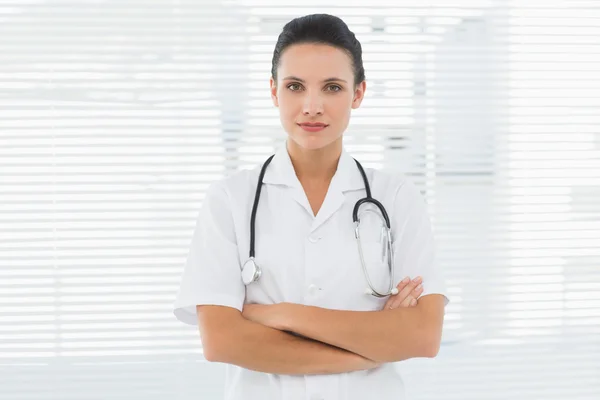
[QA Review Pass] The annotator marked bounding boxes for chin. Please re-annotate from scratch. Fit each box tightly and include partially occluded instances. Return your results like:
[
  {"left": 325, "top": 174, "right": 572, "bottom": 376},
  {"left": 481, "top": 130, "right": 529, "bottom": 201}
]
[
  {"left": 289, "top": 130, "right": 340, "bottom": 151},
  {"left": 290, "top": 136, "right": 331, "bottom": 151}
]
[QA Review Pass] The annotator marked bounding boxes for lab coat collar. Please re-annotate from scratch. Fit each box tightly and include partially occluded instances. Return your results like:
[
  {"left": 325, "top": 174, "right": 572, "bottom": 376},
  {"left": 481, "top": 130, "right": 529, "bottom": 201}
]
[
  {"left": 261, "top": 140, "right": 366, "bottom": 232},
  {"left": 261, "top": 141, "right": 365, "bottom": 193}
]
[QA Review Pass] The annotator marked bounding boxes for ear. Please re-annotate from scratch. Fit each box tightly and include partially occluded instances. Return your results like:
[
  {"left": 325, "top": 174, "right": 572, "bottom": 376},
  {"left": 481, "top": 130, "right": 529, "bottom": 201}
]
[
  {"left": 351, "top": 81, "right": 366, "bottom": 109},
  {"left": 270, "top": 76, "right": 279, "bottom": 107}
]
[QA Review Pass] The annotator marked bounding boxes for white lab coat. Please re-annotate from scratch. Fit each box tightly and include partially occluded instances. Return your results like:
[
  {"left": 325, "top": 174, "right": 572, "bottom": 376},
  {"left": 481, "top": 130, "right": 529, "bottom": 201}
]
[{"left": 173, "top": 141, "right": 450, "bottom": 400}]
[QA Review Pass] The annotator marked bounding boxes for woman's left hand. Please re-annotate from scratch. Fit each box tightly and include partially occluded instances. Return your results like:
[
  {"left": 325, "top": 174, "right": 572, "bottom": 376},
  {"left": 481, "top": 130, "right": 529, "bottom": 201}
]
[
  {"left": 383, "top": 276, "right": 423, "bottom": 310},
  {"left": 242, "top": 302, "right": 292, "bottom": 330}
]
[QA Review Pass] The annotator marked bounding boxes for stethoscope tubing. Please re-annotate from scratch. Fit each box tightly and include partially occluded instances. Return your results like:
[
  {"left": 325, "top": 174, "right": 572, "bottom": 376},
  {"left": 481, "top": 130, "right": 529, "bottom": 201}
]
[{"left": 244, "top": 153, "right": 397, "bottom": 297}]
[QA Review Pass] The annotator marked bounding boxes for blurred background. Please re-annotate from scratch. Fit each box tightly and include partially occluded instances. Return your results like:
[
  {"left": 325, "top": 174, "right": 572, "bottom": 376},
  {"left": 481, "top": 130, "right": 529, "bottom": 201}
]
[{"left": 1, "top": 0, "right": 599, "bottom": 399}]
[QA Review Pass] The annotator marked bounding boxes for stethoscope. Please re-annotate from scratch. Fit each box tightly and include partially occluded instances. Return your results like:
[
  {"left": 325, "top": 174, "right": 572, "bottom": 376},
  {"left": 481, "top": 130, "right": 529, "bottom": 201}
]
[{"left": 241, "top": 154, "right": 399, "bottom": 298}]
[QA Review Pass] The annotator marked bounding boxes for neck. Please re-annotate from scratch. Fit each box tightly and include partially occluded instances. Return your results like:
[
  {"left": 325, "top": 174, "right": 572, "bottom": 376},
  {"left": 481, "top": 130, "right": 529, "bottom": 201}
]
[{"left": 287, "top": 138, "right": 343, "bottom": 186}]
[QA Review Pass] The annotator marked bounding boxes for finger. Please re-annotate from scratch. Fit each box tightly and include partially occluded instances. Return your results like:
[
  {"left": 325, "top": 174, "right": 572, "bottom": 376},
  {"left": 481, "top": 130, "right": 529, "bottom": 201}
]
[
  {"left": 396, "top": 278, "right": 420, "bottom": 304},
  {"left": 383, "top": 297, "right": 392, "bottom": 310},
  {"left": 398, "top": 276, "right": 423, "bottom": 300},
  {"left": 387, "top": 278, "right": 416, "bottom": 309},
  {"left": 400, "top": 283, "right": 423, "bottom": 307},
  {"left": 383, "top": 290, "right": 399, "bottom": 309},
  {"left": 395, "top": 276, "right": 411, "bottom": 293},
  {"left": 412, "top": 284, "right": 423, "bottom": 299},
  {"left": 391, "top": 277, "right": 422, "bottom": 309},
  {"left": 383, "top": 277, "right": 410, "bottom": 309},
  {"left": 399, "top": 282, "right": 423, "bottom": 308}
]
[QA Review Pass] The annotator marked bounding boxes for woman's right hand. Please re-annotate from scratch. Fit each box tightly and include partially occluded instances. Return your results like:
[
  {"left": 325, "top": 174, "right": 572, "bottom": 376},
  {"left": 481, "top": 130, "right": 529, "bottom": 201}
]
[{"left": 382, "top": 276, "right": 423, "bottom": 310}]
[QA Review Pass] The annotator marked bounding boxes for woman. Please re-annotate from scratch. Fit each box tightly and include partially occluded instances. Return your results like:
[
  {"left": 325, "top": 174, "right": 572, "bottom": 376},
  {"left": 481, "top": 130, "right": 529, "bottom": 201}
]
[{"left": 174, "top": 13, "right": 449, "bottom": 400}]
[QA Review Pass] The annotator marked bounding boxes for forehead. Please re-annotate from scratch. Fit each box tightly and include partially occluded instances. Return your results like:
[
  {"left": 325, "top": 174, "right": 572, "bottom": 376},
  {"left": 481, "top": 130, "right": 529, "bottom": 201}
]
[{"left": 278, "top": 43, "right": 354, "bottom": 81}]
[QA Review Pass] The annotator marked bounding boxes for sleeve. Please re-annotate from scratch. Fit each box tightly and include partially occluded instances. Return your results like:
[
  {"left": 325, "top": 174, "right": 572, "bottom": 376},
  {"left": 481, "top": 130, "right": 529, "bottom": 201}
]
[
  {"left": 172, "top": 181, "right": 246, "bottom": 326},
  {"left": 392, "top": 178, "right": 450, "bottom": 307}
]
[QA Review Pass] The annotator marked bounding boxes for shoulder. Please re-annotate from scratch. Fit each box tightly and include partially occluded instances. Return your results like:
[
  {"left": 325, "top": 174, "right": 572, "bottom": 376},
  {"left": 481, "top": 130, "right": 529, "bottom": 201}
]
[
  {"left": 366, "top": 167, "right": 429, "bottom": 218},
  {"left": 367, "top": 167, "right": 418, "bottom": 199},
  {"left": 204, "top": 164, "right": 263, "bottom": 205}
]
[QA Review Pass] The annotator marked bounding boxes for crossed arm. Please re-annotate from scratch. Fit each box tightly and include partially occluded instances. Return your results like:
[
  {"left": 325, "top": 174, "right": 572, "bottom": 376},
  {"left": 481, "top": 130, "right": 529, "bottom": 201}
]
[
  {"left": 243, "top": 293, "right": 446, "bottom": 363},
  {"left": 198, "top": 278, "right": 446, "bottom": 375}
]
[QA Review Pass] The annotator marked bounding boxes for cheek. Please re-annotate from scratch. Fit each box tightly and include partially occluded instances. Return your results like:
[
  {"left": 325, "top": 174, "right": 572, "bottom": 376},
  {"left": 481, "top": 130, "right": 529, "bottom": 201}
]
[
  {"left": 330, "top": 99, "right": 353, "bottom": 120},
  {"left": 335, "top": 100, "right": 351, "bottom": 113},
  {"left": 276, "top": 93, "right": 296, "bottom": 113},
  {"left": 279, "top": 106, "right": 297, "bottom": 126}
]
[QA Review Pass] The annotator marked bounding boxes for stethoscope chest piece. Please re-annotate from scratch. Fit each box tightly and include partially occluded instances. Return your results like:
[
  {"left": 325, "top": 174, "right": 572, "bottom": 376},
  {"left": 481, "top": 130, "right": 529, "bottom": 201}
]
[{"left": 242, "top": 257, "right": 261, "bottom": 285}]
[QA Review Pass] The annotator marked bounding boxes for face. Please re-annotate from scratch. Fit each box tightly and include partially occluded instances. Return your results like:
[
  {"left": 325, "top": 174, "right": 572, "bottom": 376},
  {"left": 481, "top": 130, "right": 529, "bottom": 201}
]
[{"left": 270, "top": 43, "right": 366, "bottom": 152}]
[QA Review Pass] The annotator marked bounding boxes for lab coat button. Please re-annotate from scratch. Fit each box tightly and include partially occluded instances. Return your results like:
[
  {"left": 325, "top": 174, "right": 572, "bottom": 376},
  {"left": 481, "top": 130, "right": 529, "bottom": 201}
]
[
  {"left": 308, "top": 284, "right": 319, "bottom": 295},
  {"left": 308, "top": 235, "right": 321, "bottom": 243}
]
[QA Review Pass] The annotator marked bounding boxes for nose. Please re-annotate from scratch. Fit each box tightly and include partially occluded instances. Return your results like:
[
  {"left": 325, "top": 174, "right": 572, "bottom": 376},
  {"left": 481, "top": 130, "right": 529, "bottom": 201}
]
[{"left": 302, "top": 92, "right": 324, "bottom": 116}]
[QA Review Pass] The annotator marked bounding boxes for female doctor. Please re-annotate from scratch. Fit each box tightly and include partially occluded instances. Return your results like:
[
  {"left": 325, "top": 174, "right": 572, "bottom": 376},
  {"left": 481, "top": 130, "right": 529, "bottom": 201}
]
[{"left": 174, "top": 13, "right": 450, "bottom": 400}]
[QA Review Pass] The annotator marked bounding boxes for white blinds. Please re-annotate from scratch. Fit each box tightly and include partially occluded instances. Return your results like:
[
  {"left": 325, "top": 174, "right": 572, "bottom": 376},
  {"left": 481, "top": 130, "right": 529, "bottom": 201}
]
[{"left": 1, "top": 1, "right": 599, "bottom": 399}]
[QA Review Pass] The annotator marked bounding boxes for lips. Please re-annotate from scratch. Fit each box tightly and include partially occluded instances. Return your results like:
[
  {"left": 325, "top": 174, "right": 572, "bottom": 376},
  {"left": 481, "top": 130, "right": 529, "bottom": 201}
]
[
  {"left": 298, "top": 123, "right": 328, "bottom": 127},
  {"left": 298, "top": 123, "right": 328, "bottom": 132}
]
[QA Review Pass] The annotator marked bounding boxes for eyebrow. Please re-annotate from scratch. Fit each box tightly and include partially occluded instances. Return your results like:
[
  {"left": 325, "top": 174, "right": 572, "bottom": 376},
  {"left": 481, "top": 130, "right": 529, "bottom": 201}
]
[{"left": 282, "top": 76, "right": 347, "bottom": 84}]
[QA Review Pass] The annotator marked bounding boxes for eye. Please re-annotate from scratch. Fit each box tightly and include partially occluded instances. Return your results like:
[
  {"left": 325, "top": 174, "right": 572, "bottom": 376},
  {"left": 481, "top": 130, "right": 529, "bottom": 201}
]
[
  {"left": 326, "top": 84, "right": 342, "bottom": 92},
  {"left": 287, "top": 83, "right": 303, "bottom": 92}
]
